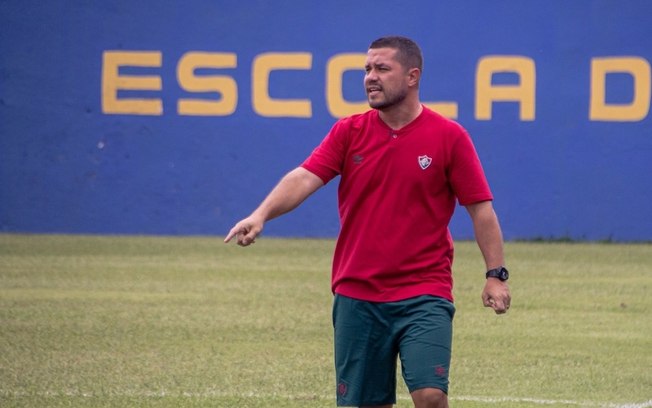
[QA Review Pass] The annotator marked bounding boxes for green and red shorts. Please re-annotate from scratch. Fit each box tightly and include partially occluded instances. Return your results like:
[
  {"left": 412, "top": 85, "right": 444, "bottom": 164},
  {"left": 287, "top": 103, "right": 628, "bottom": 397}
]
[{"left": 333, "top": 294, "right": 455, "bottom": 407}]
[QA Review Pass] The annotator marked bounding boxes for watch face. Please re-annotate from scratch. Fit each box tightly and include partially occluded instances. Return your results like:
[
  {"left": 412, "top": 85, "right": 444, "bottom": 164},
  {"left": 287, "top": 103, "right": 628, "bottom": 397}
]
[{"left": 500, "top": 268, "right": 509, "bottom": 280}]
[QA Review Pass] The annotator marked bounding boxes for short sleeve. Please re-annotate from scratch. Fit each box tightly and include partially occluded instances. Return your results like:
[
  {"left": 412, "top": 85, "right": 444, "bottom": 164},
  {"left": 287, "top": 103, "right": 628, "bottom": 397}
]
[
  {"left": 301, "top": 118, "right": 350, "bottom": 185},
  {"left": 448, "top": 127, "right": 493, "bottom": 206}
]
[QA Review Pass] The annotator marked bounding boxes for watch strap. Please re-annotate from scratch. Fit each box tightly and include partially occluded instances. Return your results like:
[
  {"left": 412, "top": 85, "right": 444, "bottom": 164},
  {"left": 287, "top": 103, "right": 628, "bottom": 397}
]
[{"left": 486, "top": 266, "right": 509, "bottom": 281}]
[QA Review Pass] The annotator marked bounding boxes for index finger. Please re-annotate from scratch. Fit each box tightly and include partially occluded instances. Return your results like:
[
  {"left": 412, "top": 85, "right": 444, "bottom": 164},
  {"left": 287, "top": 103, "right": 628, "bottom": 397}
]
[{"left": 224, "top": 227, "right": 242, "bottom": 243}]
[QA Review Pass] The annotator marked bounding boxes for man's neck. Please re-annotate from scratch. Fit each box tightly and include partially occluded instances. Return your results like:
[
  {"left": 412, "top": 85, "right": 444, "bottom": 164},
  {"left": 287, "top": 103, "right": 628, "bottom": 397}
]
[{"left": 378, "top": 100, "right": 423, "bottom": 130}]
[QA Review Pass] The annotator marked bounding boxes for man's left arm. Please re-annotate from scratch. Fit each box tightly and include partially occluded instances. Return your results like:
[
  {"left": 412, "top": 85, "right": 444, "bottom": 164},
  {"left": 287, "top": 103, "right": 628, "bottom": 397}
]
[{"left": 465, "top": 200, "right": 511, "bottom": 314}]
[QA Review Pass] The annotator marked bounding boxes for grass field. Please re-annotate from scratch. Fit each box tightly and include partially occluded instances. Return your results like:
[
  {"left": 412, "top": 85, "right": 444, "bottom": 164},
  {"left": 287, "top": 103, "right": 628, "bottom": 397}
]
[{"left": 0, "top": 234, "right": 650, "bottom": 407}]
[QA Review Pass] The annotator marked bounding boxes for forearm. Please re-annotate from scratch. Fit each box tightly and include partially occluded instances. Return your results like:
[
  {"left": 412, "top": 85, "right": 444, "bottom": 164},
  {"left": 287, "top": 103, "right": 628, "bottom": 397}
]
[
  {"left": 467, "top": 201, "right": 505, "bottom": 270},
  {"left": 224, "top": 167, "right": 323, "bottom": 245},
  {"left": 252, "top": 167, "right": 323, "bottom": 222}
]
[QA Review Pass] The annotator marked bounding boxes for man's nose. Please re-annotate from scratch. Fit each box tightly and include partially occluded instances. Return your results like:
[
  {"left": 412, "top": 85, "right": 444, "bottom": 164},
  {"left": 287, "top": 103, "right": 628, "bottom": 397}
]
[{"left": 365, "top": 70, "right": 378, "bottom": 82}]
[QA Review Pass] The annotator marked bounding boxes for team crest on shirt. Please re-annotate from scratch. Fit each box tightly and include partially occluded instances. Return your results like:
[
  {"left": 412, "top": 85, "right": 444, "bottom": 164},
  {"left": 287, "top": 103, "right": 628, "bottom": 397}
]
[{"left": 418, "top": 155, "right": 432, "bottom": 170}]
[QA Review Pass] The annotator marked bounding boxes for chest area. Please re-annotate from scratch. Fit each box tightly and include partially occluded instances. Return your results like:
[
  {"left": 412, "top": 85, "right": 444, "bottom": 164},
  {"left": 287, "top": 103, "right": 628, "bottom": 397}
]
[{"left": 343, "top": 128, "right": 450, "bottom": 184}]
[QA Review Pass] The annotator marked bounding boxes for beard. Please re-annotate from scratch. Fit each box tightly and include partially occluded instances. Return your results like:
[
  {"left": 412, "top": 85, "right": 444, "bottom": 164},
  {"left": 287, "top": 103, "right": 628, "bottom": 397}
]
[{"left": 367, "top": 87, "right": 409, "bottom": 110}]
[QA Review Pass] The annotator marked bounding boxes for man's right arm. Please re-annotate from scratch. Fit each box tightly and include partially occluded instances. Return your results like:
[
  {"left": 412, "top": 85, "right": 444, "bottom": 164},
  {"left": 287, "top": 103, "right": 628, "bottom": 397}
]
[{"left": 224, "top": 167, "right": 324, "bottom": 246}]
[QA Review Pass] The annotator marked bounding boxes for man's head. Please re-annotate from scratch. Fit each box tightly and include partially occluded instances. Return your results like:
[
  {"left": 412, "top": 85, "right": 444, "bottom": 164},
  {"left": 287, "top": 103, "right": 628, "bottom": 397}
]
[{"left": 365, "top": 36, "right": 423, "bottom": 111}]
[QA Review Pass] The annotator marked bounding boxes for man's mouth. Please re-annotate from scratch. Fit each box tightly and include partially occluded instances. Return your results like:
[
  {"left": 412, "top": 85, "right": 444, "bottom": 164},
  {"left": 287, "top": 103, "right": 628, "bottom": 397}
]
[{"left": 367, "top": 86, "right": 382, "bottom": 96}]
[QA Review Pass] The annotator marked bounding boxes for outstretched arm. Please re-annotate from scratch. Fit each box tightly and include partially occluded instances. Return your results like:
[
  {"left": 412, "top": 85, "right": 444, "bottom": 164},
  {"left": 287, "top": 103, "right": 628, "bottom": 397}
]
[
  {"left": 224, "top": 167, "right": 324, "bottom": 246},
  {"left": 466, "top": 200, "right": 511, "bottom": 314}
]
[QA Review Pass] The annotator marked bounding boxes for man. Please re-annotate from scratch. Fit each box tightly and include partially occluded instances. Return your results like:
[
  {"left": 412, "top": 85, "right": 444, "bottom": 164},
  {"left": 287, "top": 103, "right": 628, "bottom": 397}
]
[{"left": 225, "top": 36, "right": 511, "bottom": 408}]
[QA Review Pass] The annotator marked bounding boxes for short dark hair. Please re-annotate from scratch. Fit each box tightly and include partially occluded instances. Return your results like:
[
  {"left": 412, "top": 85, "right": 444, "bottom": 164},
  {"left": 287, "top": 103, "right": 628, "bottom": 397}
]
[{"left": 369, "top": 36, "right": 423, "bottom": 72}]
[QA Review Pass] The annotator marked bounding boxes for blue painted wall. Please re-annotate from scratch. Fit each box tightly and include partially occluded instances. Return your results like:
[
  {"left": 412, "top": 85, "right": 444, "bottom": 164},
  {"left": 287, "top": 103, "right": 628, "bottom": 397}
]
[{"left": 1, "top": 1, "right": 651, "bottom": 241}]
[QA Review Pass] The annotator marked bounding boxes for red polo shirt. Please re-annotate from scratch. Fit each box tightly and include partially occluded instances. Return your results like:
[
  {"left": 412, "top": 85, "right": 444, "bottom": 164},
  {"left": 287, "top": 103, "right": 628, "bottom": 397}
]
[{"left": 302, "top": 107, "right": 492, "bottom": 302}]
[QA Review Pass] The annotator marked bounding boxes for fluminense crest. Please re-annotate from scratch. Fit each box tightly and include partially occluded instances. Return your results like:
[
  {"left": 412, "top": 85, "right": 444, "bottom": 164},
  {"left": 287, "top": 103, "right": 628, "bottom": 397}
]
[{"left": 418, "top": 155, "right": 432, "bottom": 170}]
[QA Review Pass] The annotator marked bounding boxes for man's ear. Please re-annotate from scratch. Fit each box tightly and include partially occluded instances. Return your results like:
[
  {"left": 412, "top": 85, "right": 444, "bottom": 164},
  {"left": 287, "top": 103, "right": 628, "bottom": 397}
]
[{"left": 408, "top": 67, "right": 421, "bottom": 87}]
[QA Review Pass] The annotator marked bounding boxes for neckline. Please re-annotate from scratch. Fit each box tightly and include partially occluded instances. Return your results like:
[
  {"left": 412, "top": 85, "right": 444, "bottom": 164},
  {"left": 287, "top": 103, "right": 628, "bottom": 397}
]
[{"left": 375, "top": 105, "right": 426, "bottom": 135}]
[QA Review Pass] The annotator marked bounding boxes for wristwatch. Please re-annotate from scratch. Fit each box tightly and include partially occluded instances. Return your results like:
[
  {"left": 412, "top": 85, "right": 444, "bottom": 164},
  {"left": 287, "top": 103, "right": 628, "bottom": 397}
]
[{"left": 486, "top": 266, "right": 509, "bottom": 281}]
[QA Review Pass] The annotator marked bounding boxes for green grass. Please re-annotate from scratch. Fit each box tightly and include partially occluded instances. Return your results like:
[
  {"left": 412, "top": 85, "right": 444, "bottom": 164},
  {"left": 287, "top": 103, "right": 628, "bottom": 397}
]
[{"left": 0, "top": 234, "right": 650, "bottom": 407}]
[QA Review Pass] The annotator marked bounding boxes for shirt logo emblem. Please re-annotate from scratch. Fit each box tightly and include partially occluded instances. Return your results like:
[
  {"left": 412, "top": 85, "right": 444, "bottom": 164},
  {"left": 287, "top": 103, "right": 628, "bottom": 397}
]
[{"left": 418, "top": 155, "right": 432, "bottom": 170}]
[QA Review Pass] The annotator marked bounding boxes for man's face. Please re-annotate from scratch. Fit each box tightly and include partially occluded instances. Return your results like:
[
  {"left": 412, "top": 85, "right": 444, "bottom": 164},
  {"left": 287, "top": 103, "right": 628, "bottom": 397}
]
[{"left": 364, "top": 47, "right": 410, "bottom": 110}]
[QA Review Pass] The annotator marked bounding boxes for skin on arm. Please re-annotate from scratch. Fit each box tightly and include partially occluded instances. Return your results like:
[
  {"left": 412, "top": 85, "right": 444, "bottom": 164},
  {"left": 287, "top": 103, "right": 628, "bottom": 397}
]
[
  {"left": 224, "top": 167, "right": 324, "bottom": 246},
  {"left": 465, "top": 200, "right": 512, "bottom": 314}
]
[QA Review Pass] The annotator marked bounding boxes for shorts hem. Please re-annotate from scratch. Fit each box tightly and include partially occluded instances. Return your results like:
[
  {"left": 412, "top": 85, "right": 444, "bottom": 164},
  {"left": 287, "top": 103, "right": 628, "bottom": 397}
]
[
  {"left": 407, "top": 384, "right": 449, "bottom": 395},
  {"left": 337, "top": 400, "right": 396, "bottom": 407}
]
